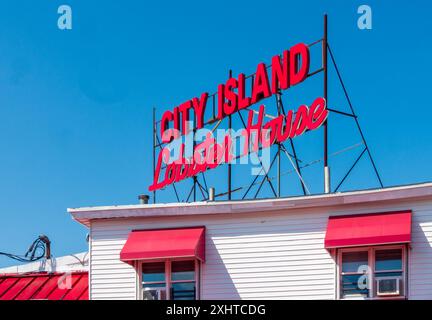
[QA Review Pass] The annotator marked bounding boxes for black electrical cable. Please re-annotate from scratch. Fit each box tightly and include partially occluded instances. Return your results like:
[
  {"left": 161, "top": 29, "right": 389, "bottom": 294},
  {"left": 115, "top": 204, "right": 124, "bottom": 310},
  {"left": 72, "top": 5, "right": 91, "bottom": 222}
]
[{"left": 0, "top": 236, "right": 48, "bottom": 263}]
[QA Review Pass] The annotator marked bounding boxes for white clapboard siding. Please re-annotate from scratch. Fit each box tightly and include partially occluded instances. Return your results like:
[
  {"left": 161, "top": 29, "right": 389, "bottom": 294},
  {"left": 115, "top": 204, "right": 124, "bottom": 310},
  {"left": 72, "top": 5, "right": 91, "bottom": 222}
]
[
  {"left": 409, "top": 205, "right": 432, "bottom": 299},
  {"left": 89, "top": 199, "right": 432, "bottom": 300}
]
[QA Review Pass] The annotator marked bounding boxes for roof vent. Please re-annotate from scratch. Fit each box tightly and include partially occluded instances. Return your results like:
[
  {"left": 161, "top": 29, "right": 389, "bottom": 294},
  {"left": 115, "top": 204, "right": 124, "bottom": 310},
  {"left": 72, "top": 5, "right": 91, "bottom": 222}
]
[{"left": 138, "top": 194, "right": 150, "bottom": 204}]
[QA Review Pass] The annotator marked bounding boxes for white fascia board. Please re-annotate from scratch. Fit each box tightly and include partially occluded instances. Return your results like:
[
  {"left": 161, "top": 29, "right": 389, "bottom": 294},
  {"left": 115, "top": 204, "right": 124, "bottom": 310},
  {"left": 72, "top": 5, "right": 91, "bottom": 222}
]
[{"left": 68, "top": 182, "right": 432, "bottom": 227}]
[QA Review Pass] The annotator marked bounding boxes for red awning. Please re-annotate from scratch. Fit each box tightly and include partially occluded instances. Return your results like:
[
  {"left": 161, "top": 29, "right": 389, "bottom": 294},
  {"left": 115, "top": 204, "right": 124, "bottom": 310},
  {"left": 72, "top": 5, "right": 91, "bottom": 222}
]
[
  {"left": 324, "top": 210, "right": 412, "bottom": 249},
  {"left": 120, "top": 226, "right": 206, "bottom": 262},
  {"left": 0, "top": 272, "right": 88, "bottom": 300}
]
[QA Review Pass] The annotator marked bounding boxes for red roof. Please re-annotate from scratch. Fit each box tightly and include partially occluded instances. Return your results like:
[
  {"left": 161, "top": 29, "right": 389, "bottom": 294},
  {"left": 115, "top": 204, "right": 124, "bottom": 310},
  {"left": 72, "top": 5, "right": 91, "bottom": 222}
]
[{"left": 0, "top": 271, "right": 88, "bottom": 300}]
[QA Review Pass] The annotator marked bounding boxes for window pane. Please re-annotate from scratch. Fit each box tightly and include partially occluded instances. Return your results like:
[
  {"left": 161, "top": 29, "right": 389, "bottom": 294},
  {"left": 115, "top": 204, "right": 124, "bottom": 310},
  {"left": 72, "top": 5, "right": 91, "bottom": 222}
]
[
  {"left": 172, "top": 260, "right": 195, "bottom": 281},
  {"left": 375, "top": 249, "right": 402, "bottom": 271},
  {"left": 374, "top": 271, "right": 402, "bottom": 278},
  {"left": 342, "top": 251, "right": 368, "bottom": 273},
  {"left": 142, "top": 262, "right": 165, "bottom": 282},
  {"left": 143, "top": 282, "right": 166, "bottom": 288},
  {"left": 142, "top": 287, "right": 167, "bottom": 300},
  {"left": 171, "top": 282, "right": 196, "bottom": 300},
  {"left": 341, "top": 274, "right": 369, "bottom": 298}
]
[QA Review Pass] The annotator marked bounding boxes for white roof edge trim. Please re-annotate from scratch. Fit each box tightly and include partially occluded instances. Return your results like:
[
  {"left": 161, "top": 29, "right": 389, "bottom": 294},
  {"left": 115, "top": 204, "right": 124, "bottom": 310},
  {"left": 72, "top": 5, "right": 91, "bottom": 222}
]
[{"left": 68, "top": 182, "right": 432, "bottom": 226}]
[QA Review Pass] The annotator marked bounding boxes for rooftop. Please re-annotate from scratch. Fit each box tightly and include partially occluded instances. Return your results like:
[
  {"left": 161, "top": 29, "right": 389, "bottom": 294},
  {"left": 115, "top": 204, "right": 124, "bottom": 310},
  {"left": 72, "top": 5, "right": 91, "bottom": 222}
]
[
  {"left": 0, "top": 271, "right": 88, "bottom": 300},
  {"left": 68, "top": 182, "right": 432, "bottom": 227}
]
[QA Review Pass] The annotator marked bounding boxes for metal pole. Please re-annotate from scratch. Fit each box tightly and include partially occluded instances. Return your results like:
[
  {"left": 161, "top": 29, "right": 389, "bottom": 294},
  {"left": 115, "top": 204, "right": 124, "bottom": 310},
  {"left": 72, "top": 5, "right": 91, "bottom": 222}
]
[
  {"left": 152, "top": 107, "right": 156, "bottom": 204},
  {"left": 327, "top": 45, "right": 384, "bottom": 189},
  {"left": 323, "top": 14, "right": 330, "bottom": 194},
  {"left": 276, "top": 93, "right": 282, "bottom": 197},
  {"left": 193, "top": 111, "right": 197, "bottom": 202},
  {"left": 209, "top": 187, "right": 215, "bottom": 201},
  {"left": 228, "top": 69, "right": 233, "bottom": 200},
  {"left": 277, "top": 93, "right": 307, "bottom": 196}
]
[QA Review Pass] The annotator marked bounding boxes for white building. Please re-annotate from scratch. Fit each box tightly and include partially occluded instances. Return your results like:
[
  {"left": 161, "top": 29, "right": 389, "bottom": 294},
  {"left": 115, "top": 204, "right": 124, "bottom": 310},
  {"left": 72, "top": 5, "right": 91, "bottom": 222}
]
[{"left": 68, "top": 182, "right": 432, "bottom": 300}]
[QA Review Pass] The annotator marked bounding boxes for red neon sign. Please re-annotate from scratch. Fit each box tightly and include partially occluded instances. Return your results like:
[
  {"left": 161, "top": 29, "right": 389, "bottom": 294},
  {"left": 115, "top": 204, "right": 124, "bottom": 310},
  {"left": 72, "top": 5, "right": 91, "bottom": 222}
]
[{"left": 149, "top": 42, "right": 328, "bottom": 192}]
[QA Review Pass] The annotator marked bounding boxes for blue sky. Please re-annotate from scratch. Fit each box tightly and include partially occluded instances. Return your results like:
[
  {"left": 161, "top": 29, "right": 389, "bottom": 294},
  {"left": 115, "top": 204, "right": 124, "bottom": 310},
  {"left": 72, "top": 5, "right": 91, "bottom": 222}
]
[{"left": 0, "top": 0, "right": 431, "bottom": 267}]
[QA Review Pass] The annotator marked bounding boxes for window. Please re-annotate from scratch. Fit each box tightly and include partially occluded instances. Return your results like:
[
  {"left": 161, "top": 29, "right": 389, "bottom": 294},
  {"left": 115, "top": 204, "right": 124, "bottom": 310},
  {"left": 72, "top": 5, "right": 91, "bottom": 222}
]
[
  {"left": 141, "top": 260, "right": 199, "bottom": 300},
  {"left": 142, "top": 262, "right": 167, "bottom": 300},
  {"left": 338, "top": 246, "right": 406, "bottom": 299},
  {"left": 374, "top": 249, "right": 404, "bottom": 297},
  {"left": 171, "top": 261, "right": 196, "bottom": 300},
  {"left": 340, "top": 251, "right": 369, "bottom": 298}
]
